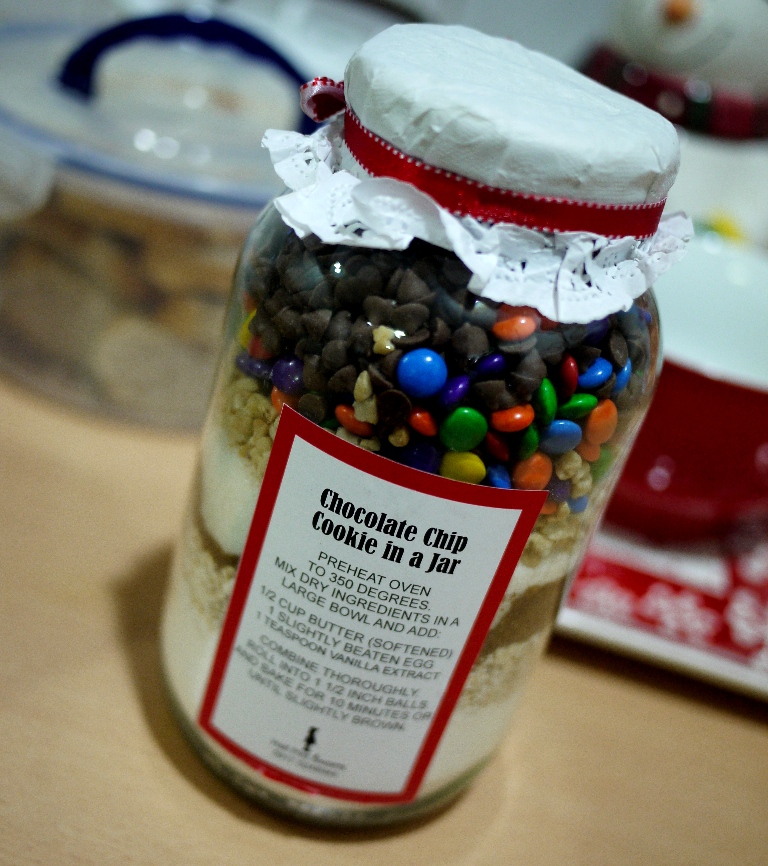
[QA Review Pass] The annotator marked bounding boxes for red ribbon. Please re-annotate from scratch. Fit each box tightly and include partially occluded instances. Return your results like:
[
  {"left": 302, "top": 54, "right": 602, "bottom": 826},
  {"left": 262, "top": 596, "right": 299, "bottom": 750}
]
[{"left": 298, "top": 78, "right": 666, "bottom": 238}]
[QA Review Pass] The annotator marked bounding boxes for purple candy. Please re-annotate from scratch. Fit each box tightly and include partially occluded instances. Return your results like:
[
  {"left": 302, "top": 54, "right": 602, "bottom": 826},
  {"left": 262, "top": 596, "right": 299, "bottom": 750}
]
[
  {"left": 399, "top": 441, "right": 441, "bottom": 474},
  {"left": 236, "top": 351, "right": 272, "bottom": 381},
  {"left": 546, "top": 476, "right": 571, "bottom": 503},
  {"left": 584, "top": 317, "right": 610, "bottom": 345},
  {"left": 439, "top": 374, "right": 470, "bottom": 409},
  {"left": 272, "top": 355, "right": 304, "bottom": 395},
  {"left": 474, "top": 352, "right": 506, "bottom": 379}
]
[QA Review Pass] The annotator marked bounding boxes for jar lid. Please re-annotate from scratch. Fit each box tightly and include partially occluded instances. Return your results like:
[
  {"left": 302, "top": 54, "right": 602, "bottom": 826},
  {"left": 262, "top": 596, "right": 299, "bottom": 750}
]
[
  {"left": 343, "top": 24, "right": 680, "bottom": 211},
  {"left": 0, "top": 7, "right": 408, "bottom": 209},
  {"left": 264, "top": 23, "right": 692, "bottom": 323}
]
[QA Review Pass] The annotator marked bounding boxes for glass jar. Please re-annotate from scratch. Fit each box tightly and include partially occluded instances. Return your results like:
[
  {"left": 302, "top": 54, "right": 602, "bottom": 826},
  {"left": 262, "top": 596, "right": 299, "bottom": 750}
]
[
  {"left": 159, "top": 21, "right": 688, "bottom": 827},
  {"left": 161, "top": 204, "right": 662, "bottom": 825}
]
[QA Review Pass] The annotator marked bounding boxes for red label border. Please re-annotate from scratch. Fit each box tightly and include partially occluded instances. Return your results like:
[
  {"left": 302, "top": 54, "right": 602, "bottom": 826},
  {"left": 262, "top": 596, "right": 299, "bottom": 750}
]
[{"left": 198, "top": 407, "right": 546, "bottom": 804}]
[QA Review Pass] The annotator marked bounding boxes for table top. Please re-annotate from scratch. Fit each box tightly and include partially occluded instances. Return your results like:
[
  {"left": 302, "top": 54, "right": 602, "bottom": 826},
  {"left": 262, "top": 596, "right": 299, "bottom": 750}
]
[{"left": 2, "top": 376, "right": 767, "bottom": 866}]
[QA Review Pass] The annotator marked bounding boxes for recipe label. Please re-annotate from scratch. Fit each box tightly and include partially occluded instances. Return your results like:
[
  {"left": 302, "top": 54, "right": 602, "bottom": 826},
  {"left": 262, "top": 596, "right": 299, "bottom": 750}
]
[{"left": 199, "top": 407, "right": 546, "bottom": 803}]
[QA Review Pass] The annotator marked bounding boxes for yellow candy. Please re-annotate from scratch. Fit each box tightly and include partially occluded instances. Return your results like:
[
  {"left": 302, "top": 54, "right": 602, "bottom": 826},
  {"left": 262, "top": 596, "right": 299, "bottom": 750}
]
[
  {"left": 238, "top": 309, "right": 257, "bottom": 349},
  {"left": 439, "top": 451, "right": 486, "bottom": 484}
]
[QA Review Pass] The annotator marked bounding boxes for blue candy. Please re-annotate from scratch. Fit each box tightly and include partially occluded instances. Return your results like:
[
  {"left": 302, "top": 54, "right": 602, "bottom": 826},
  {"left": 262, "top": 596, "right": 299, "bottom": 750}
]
[
  {"left": 578, "top": 356, "right": 613, "bottom": 390},
  {"left": 236, "top": 352, "right": 272, "bottom": 381},
  {"left": 399, "top": 441, "right": 441, "bottom": 474},
  {"left": 397, "top": 349, "right": 448, "bottom": 399},
  {"left": 568, "top": 495, "right": 589, "bottom": 513},
  {"left": 486, "top": 464, "right": 512, "bottom": 489},
  {"left": 612, "top": 358, "right": 632, "bottom": 395},
  {"left": 539, "top": 419, "right": 582, "bottom": 454}
]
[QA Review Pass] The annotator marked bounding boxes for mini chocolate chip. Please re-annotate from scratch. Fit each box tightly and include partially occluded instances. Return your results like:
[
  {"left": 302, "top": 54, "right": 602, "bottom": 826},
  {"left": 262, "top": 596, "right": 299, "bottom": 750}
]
[
  {"left": 391, "top": 303, "right": 430, "bottom": 335},
  {"left": 303, "top": 355, "right": 327, "bottom": 391},
  {"left": 301, "top": 308, "right": 332, "bottom": 341},
  {"left": 386, "top": 268, "right": 405, "bottom": 297},
  {"left": 301, "top": 233, "right": 324, "bottom": 253},
  {"left": 471, "top": 380, "right": 518, "bottom": 412},
  {"left": 363, "top": 295, "right": 396, "bottom": 327},
  {"left": 607, "top": 329, "right": 629, "bottom": 368},
  {"left": 497, "top": 334, "right": 538, "bottom": 355},
  {"left": 308, "top": 279, "right": 333, "bottom": 310},
  {"left": 595, "top": 372, "right": 617, "bottom": 399},
  {"left": 573, "top": 344, "right": 601, "bottom": 372},
  {"left": 377, "top": 348, "right": 403, "bottom": 381},
  {"left": 334, "top": 277, "right": 370, "bottom": 309},
  {"left": 296, "top": 337, "right": 325, "bottom": 359},
  {"left": 259, "top": 324, "right": 283, "bottom": 356},
  {"left": 626, "top": 332, "right": 649, "bottom": 367},
  {"left": 367, "top": 363, "right": 393, "bottom": 393},
  {"left": 273, "top": 307, "right": 305, "bottom": 341},
  {"left": 393, "top": 328, "right": 431, "bottom": 349},
  {"left": 451, "top": 322, "right": 490, "bottom": 359},
  {"left": 298, "top": 392, "right": 328, "bottom": 423},
  {"left": 442, "top": 257, "right": 471, "bottom": 287},
  {"left": 376, "top": 389, "right": 412, "bottom": 434},
  {"left": 562, "top": 324, "right": 589, "bottom": 348},
  {"left": 508, "top": 349, "right": 546, "bottom": 400},
  {"left": 354, "top": 264, "right": 384, "bottom": 294},
  {"left": 327, "top": 364, "right": 358, "bottom": 393},
  {"left": 340, "top": 254, "right": 369, "bottom": 276},
  {"left": 431, "top": 317, "right": 451, "bottom": 346},
  {"left": 326, "top": 310, "right": 352, "bottom": 342},
  {"left": 536, "top": 330, "right": 565, "bottom": 364},
  {"left": 321, "top": 339, "right": 348, "bottom": 372},
  {"left": 350, "top": 317, "right": 374, "bottom": 356},
  {"left": 396, "top": 269, "right": 433, "bottom": 304},
  {"left": 263, "top": 288, "right": 289, "bottom": 317}
]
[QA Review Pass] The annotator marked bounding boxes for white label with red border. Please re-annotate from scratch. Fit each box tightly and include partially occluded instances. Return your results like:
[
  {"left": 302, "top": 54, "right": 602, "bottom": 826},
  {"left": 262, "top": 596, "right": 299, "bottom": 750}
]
[{"left": 199, "top": 408, "right": 545, "bottom": 804}]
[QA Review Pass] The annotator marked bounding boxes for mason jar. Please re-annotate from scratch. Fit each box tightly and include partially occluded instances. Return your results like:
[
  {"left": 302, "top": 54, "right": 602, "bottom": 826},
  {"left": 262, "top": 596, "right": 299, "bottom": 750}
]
[{"left": 160, "top": 23, "right": 690, "bottom": 826}]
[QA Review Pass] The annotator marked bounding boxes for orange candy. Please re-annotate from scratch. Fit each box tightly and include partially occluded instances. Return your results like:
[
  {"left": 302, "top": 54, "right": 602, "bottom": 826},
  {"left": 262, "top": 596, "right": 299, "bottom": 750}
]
[
  {"left": 512, "top": 452, "right": 553, "bottom": 490},
  {"left": 271, "top": 386, "right": 299, "bottom": 413},
  {"left": 491, "top": 304, "right": 539, "bottom": 342},
  {"left": 490, "top": 403, "right": 535, "bottom": 432},
  {"left": 576, "top": 440, "right": 602, "bottom": 462},
  {"left": 408, "top": 407, "right": 438, "bottom": 437},
  {"left": 584, "top": 399, "right": 618, "bottom": 445},
  {"left": 335, "top": 404, "right": 374, "bottom": 437},
  {"left": 540, "top": 499, "right": 559, "bottom": 515}
]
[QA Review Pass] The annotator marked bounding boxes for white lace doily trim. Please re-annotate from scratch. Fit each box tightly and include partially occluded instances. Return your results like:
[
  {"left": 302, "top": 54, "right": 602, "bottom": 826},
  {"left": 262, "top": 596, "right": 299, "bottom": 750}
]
[{"left": 262, "top": 117, "right": 692, "bottom": 323}]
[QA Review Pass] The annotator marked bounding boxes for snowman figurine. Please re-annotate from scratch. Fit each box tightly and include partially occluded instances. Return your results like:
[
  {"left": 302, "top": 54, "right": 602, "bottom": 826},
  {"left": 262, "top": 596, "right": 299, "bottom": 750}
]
[{"left": 584, "top": 0, "right": 768, "bottom": 245}]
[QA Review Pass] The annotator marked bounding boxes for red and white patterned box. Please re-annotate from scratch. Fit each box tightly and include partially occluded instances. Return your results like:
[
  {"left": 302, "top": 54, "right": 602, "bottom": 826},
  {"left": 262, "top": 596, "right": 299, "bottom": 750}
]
[{"left": 558, "top": 529, "right": 768, "bottom": 699}]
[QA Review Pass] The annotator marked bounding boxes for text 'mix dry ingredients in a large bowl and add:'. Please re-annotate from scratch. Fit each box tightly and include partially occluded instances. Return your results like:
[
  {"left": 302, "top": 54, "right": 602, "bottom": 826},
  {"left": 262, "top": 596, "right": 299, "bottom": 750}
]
[{"left": 161, "top": 24, "right": 691, "bottom": 826}]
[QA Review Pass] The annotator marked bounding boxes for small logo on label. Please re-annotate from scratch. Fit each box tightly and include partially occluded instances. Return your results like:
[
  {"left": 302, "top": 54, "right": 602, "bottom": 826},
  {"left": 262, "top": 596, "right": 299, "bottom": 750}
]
[{"left": 303, "top": 726, "right": 318, "bottom": 752}]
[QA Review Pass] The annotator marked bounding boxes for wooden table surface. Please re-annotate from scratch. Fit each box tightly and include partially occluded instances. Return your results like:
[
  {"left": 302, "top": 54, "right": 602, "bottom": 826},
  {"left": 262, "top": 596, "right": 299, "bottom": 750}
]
[{"left": 2, "top": 376, "right": 767, "bottom": 866}]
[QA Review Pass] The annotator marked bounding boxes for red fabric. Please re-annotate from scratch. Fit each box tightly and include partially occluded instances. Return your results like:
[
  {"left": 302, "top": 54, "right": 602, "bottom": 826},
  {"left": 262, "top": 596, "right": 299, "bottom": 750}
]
[{"left": 343, "top": 108, "right": 665, "bottom": 238}]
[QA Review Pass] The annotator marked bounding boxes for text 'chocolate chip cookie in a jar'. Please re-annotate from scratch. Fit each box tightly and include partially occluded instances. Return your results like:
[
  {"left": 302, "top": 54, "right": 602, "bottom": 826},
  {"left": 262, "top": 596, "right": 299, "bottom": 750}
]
[{"left": 160, "top": 23, "right": 692, "bottom": 827}]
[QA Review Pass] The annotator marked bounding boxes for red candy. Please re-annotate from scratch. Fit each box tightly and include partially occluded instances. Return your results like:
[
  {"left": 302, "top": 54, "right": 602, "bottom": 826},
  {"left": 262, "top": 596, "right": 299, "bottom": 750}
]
[
  {"left": 558, "top": 354, "right": 579, "bottom": 401},
  {"left": 484, "top": 430, "right": 510, "bottom": 462},
  {"left": 408, "top": 407, "right": 438, "bottom": 437}
]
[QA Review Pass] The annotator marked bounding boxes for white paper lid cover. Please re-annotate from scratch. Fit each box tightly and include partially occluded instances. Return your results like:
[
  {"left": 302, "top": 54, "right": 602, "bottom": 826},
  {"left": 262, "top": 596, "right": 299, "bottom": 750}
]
[{"left": 344, "top": 24, "right": 680, "bottom": 206}]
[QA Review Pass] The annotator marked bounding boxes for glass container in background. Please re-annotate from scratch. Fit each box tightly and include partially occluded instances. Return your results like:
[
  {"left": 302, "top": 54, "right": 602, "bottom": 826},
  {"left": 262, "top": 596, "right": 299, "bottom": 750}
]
[{"left": 0, "top": 3, "right": 409, "bottom": 427}]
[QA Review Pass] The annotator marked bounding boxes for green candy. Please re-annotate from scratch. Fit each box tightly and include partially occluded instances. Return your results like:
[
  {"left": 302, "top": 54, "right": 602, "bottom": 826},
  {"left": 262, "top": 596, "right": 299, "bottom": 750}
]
[
  {"left": 591, "top": 445, "right": 614, "bottom": 480},
  {"left": 439, "top": 407, "right": 488, "bottom": 451},
  {"left": 534, "top": 378, "right": 557, "bottom": 425},
  {"left": 518, "top": 423, "right": 539, "bottom": 459},
  {"left": 558, "top": 393, "right": 598, "bottom": 420}
]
